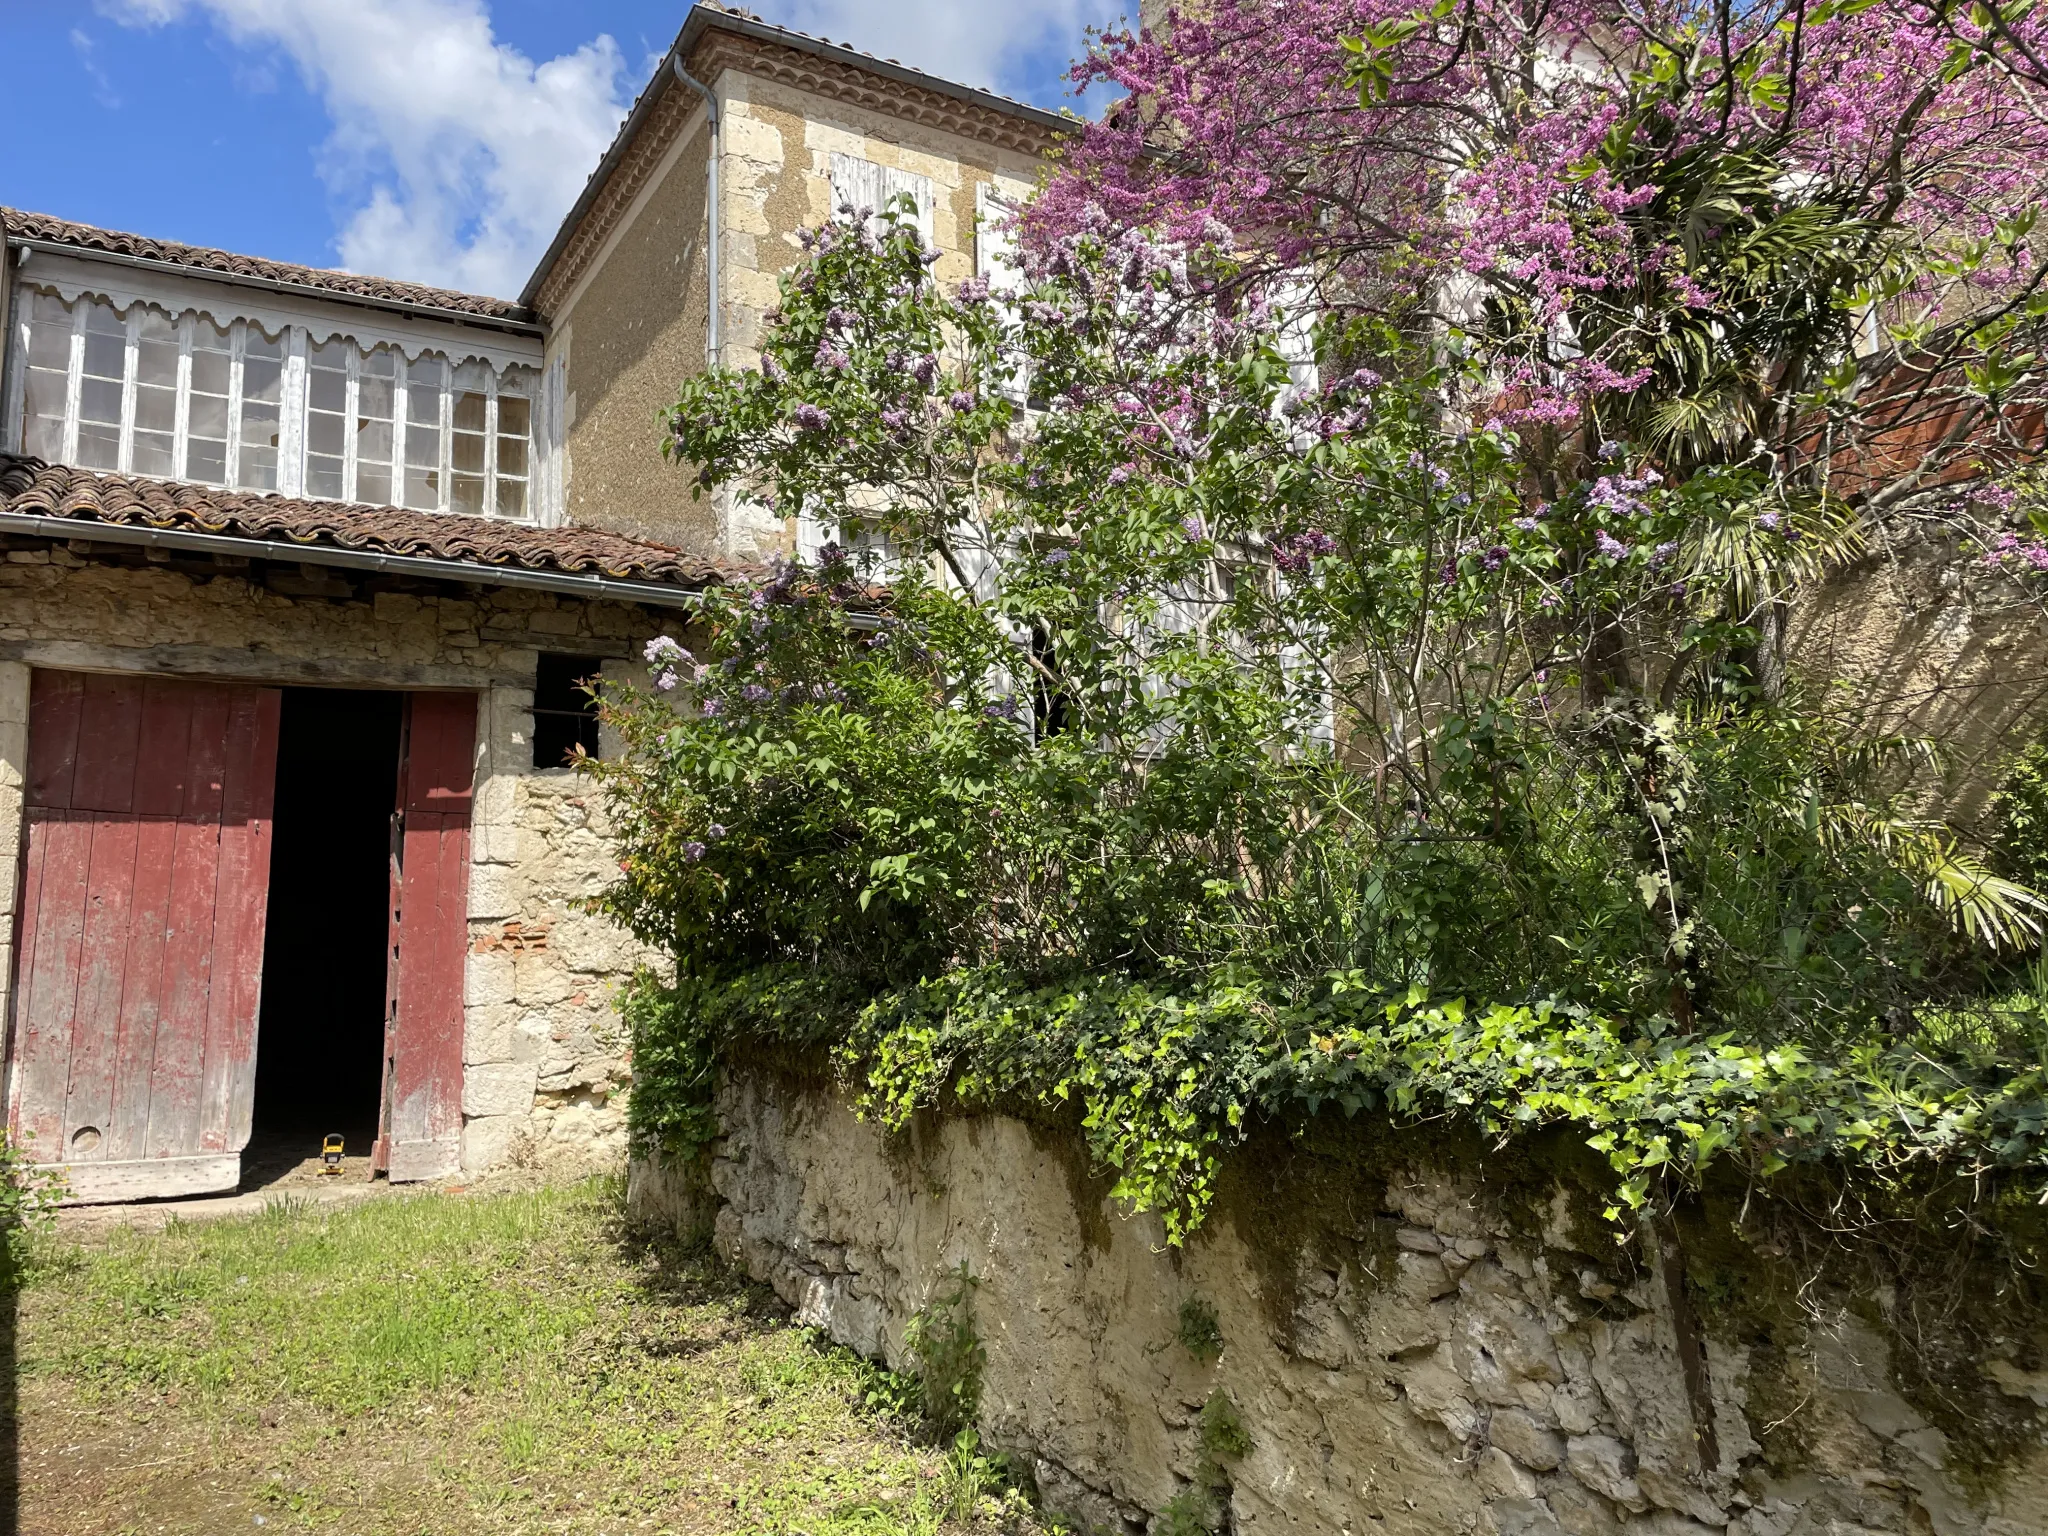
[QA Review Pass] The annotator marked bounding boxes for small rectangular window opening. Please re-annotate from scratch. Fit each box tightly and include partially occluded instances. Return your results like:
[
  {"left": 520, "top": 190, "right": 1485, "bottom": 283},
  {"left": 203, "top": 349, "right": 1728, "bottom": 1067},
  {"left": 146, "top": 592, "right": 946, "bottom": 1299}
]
[
  {"left": 532, "top": 654, "right": 602, "bottom": 768},
  {"left": 1030, "top": 625, "right": 1072, "bottom": 743}
]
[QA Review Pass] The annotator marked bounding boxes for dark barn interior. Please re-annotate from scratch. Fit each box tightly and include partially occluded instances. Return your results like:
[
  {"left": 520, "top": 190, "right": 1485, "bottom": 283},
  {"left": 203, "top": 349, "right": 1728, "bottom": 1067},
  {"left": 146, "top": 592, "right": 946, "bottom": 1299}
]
[{"left": 249, "top": 687, "right": 404, "bottom": 1165}]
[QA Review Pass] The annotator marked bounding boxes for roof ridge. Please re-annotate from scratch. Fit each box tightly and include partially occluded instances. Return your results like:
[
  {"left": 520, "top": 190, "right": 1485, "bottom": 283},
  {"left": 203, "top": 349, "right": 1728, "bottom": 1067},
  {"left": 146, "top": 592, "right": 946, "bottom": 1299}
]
[
  {"left": 3, "top": 207, "right": 535, "bottom": 324},
  {"left": 520, "top": 2, "right": 1073, "bottom": 312}
]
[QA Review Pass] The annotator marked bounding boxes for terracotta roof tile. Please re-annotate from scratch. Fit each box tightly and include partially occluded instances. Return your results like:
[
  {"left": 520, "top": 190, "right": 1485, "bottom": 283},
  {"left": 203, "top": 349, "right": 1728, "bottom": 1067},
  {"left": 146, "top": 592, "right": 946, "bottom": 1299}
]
[
  {"left": 4, "top": 208, "right": 535, "bottom": 323},
  {"left": 0, "top": 455, "right": 744, "bottom": 593}
]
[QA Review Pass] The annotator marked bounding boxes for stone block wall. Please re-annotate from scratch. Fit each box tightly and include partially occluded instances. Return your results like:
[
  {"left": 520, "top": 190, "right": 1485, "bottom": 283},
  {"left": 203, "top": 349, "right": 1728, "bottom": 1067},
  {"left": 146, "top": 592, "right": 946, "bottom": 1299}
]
[
  {"left": 639, "top": 1070, "right": 2048, "bottom": 1536},
  {"left": 0, "top": 545, "right": 671, "bottom": 1179}
]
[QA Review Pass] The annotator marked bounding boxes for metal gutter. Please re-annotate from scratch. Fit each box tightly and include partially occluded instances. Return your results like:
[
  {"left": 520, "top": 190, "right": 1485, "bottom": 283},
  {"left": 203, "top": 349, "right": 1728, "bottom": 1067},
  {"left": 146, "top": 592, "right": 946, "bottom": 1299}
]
[
  {"left": 7, "top": 237, "right": 543, "bottom": 338},
  {"left": 518, "top": 4, "right": 1071, "bottom": 313},
  {"left": 0, "top": 511, "right": 710, "bottom": 610},
  {"left": 671, "top": 56, "right": 722, "bottom": 367}
]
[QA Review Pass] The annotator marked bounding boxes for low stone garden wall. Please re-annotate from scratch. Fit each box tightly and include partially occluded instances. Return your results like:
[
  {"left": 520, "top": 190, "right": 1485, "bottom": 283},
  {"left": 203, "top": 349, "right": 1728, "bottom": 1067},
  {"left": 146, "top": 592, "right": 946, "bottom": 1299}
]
[{"left": 632, "top": 1069, "right": 2048, "bottom": 1536}]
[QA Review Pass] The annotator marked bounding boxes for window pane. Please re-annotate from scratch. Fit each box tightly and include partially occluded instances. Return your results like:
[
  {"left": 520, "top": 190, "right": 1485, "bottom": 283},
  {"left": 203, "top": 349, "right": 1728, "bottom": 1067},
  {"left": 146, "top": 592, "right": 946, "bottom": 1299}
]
[
  {"left": 403, "top": 353, "right": 441, "bottom": 512},
  {"left": 78, "top": 300, "right": 126, "bottom": 465},
  {"left": 240, "top": 398, "right": 279, "bottom": 490},
  {"left": 451, "top": 472, "right": 485, "bottom": 515},
  {"left": 77, "top": 420, "right": 121, "bottom": 469},
  {"left": 188, "top": 438, "right": 227, "bottom": 484},
  {"left": 137, "top": 308, "right": 178, "bottom": 387},
  {"left": 243, "top": 355, "right": 282, "bottom": 404},
  {"left": 452, "top": 390, "right": 487, "bottom": 433},
  {"left": 452, "top": 431, "right": 485, "bottom": 474},
  {"left": 358, "top": 373, "right": 394, "bottom": 420},
  {"left": 307, "top": 458, "right": 345, "bottom": 498},
  {"left": 81, "top": 327, "right": 124, "bottom": 378},
  {"left": 496, "top": 435, "right": 528, "bottom": 479},
  {"left": 308, "top": 364, "right": 346, "bottom": 413},
  {"left": 188, "top": 392, "right": 229, "bottom": 441},
  {"left": 133, "top": 431, "right": 176, "bottom": 477},
  {"left": 23, "top": 411, "right": 64, "bottom": 462},
  {"left": 23, "top": 361, "right": 67, "bottom": 460},
  {"left": 407, "top": 354, "right": 445, "bottom": 424},
  {"left": 404, "top": 464, "right": 440, "bottom": 509},
  {"left": 26, "top": 291, "right": 72, "bottom": 369},
  {"left": 135, "top": 385, "right": 176, "bottom": 434},
  {"left": 357, "top": 462, "right": 392, "bottom": 505},
  {"left": 308, "top": 412, "right": 345, "bottom": 456},
  {"left": 494, "top": 475, "right": 529, "bottom": 518},
  {"left": 237, "top": 326, "right": 284, "bottom": 490},
  {"left": 190, "top": 346, "right": 230, "bottom": 399},
  {"left": 497, "top": 394, "right": 531, "bottom": 437},
  {"left": 79, "top": 376, "right": 122, "bottom": 427},
  {"left": 357, "top": 419, "right": 393, "bottom": 464},
  {"left": 404, "top": 416, "right": 439, "bottom": 469},
  {"left": 403, "top": 353, "right": 442, "bottom": 510}
]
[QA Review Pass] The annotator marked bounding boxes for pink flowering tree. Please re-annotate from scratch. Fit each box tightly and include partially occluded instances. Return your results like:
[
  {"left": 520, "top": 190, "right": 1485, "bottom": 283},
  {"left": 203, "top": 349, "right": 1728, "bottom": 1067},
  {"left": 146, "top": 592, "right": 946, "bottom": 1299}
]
[
  {"left": 1036, "top": 0, "right": 2048, "bottom": 530},
  {"left": 578, "top": 198, "right": 2048, "bottom": 1236}
]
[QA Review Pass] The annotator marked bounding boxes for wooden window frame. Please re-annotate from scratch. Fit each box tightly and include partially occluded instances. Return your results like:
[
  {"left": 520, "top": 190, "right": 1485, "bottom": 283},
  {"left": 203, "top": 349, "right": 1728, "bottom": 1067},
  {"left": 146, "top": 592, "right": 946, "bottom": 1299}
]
[{"left": 3, "top": 287, "right": 537, "bottom": 521}]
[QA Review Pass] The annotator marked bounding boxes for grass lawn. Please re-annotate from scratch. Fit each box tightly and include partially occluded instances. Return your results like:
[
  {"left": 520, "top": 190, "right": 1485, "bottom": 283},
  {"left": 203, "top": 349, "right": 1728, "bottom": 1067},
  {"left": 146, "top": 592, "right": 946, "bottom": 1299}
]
[{"left": 13, "top": 1179, "right": 1048, "bottom": 1535}]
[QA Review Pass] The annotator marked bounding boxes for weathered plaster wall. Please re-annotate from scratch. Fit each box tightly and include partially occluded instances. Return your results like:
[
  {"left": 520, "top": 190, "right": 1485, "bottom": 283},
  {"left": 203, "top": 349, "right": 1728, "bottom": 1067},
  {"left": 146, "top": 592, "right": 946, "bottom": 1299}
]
[
  {"left": 554, "top": 117, "right": 715, "bottom": 552},
  {"left": 0, "top": 546, "right": 667, "bottom": 1179},
  {"left": 548, "top": 61, "right": 1041, "bottom": 565},
  {"left": 1789, "top": 529, "right": 2048, "bottom": 821},
  {"left": 639, "top": 1071, "right": 2048, "bottom": 1536}
]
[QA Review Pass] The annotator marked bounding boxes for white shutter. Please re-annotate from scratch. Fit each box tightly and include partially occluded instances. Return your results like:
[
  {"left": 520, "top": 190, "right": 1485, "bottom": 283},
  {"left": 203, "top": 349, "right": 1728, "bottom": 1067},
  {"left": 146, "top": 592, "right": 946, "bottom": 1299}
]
[
  {"left": 828, "top": 152, "right": 933, "bottom": 245},
  {"left": 536, "top": 351, "right": 568, "bottom": 526},
  {"left": 1271, "top": 273, "right": 1319, "bottom": 404},
  {"left": 976, "top": 182, "right": 1029, "bottom": 402}
]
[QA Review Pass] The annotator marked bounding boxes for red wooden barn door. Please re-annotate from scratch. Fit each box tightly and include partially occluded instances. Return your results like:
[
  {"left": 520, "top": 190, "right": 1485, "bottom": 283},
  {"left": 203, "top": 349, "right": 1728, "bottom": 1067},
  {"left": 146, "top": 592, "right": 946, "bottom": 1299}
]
[
  {"left": 8, "top": 671, "right": 281, "bottom": 1202},
  {"left": 375, "top": 691, "right": 475, "bottom": 1183}
]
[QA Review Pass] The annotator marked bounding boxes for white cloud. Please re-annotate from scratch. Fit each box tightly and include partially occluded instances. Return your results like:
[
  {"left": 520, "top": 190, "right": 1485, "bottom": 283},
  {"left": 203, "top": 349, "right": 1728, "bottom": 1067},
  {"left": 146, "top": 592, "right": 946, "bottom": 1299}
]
[
  {"left": 757, "top": 0, "right": 1125, "bottom": 105},
  {"left": 99, "top": 0, "right": 1121, "bottom": 300},
  {"left": 103, "top": 0, "right": 633, "bottom": 299},
  {"left": 71, "top": 27, "right": 123, "bottom": 109}
]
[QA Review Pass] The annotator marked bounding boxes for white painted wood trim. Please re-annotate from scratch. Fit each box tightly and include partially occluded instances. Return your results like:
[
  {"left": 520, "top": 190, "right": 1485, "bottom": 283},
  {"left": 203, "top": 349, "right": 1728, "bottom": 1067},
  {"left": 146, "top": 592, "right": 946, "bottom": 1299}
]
[
  {"left": 278, "top": 325, "right": 308, "bottom": 497},
  {"left": 18, "top": 249, "right": 541, "bottom": 374},
  {"left": 1, "top": 291, "right": 28, "bottom": 456},
  {"left": 61, "top": 299, "right": 85, "bottom": 464},
  {"left": 117, "top": 306, "right": 140, "bottom": 471}
]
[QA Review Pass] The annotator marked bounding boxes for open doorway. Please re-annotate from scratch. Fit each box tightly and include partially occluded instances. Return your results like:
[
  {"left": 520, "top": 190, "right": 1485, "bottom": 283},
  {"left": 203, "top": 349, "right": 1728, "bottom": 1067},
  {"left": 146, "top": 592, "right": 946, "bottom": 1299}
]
[{"left": 247, "top": 687, "right": 403, "bottom": 1183}]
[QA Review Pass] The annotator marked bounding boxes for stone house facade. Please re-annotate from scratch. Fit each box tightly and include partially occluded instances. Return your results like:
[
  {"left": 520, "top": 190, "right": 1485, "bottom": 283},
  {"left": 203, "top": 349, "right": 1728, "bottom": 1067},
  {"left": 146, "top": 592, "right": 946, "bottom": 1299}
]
[{"left": 0, "top": 2, "right": 1061, "bottom": 1201}]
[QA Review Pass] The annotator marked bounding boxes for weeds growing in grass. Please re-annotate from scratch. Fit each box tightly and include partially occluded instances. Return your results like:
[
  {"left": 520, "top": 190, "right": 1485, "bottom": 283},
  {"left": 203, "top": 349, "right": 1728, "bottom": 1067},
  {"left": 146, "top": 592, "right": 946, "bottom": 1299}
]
[{"left": 20, "top": 1181, "right": 1047, "bottom": 1535}]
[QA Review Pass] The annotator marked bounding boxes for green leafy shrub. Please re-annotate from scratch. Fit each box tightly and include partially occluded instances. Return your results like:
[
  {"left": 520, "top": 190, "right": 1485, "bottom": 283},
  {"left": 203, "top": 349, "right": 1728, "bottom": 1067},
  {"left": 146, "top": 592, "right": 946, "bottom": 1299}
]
[
  {"left": 1176, "top": 1297, "right": 1224, "bottom": 1364},
  {"left": 587, "top": 194, "right": 2048, "bottom": 1245},
  {"left": 1199, "top": 1390, "right": 1253, "bottom": 1465},
  {"left": 0, "top": 1132, "right": 64, "bottom": 1287},
  {"left": 903, "top": 1261, "right": 986, "bottom": 1439}
]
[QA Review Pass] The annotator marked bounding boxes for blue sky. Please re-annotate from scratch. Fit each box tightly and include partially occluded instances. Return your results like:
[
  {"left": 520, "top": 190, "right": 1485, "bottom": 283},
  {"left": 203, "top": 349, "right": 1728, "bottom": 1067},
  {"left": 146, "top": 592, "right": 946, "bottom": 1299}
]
[{"left": 2, "top": 1, "right": 1120, "bottom": 298}]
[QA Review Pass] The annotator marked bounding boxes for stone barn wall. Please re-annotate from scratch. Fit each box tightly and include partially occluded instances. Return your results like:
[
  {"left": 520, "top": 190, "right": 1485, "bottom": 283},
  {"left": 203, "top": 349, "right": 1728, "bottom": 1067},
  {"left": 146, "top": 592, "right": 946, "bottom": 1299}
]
[{"left": 0, "top": 540, "right": 673, "bottom": 1178}]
